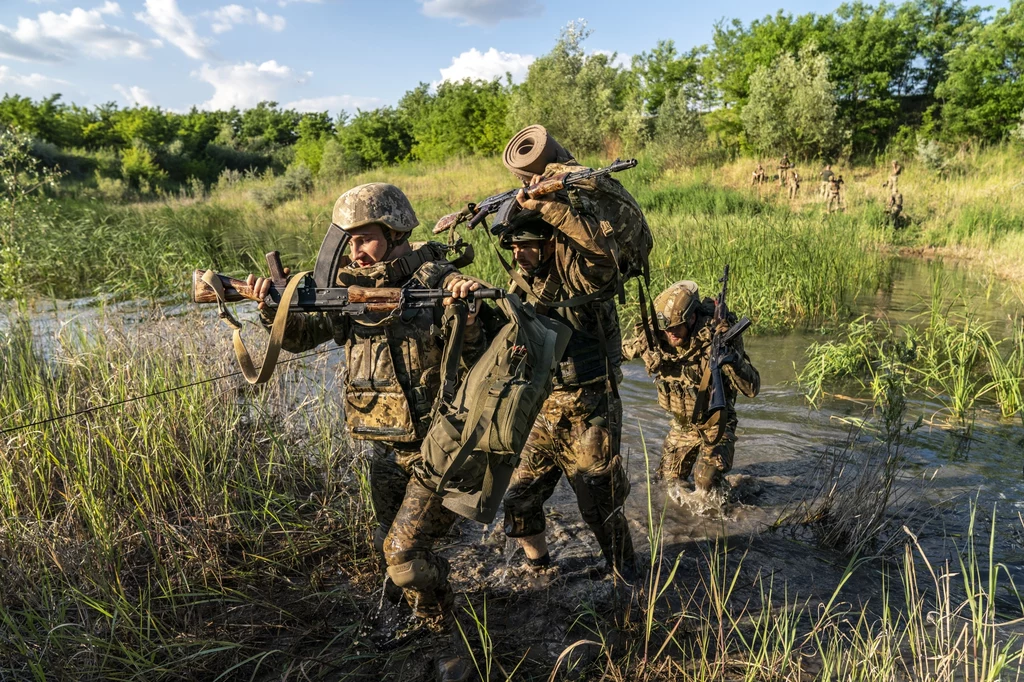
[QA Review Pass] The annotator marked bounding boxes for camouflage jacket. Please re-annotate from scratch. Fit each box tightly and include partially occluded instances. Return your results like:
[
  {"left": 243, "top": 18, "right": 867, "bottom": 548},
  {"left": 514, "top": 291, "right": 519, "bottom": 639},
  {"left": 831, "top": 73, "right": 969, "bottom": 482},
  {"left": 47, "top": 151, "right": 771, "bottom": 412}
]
[
  {"left": 623, "top": 299, "right": 760, "bottom": 426},
  {"left": 511, "top": 166, "right": 623, "bottom": 388},
  {"left": 260, "top": 243, "right": 486, "bottom": 443}
]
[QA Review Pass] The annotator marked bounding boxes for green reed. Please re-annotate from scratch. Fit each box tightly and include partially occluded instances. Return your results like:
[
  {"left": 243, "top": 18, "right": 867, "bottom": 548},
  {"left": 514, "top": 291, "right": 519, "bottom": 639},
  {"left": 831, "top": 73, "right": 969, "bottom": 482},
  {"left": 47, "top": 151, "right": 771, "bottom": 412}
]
[
  {"left": 0, "top": 309, "right": 375, "bottom": 679},
  {"left": 797, "top": 285, "right": 1024, "bottom": 424}
]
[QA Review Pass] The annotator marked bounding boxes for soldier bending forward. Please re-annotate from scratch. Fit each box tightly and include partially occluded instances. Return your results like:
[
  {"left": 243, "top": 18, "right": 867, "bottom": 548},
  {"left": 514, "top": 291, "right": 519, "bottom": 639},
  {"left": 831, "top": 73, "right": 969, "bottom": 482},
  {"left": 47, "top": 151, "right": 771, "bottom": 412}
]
[
  {"left": 625, "top": 281, "right": 760, "bottom": 493},
  {"left": 249, "top": 183, "right": 485, "bottom": 681}
]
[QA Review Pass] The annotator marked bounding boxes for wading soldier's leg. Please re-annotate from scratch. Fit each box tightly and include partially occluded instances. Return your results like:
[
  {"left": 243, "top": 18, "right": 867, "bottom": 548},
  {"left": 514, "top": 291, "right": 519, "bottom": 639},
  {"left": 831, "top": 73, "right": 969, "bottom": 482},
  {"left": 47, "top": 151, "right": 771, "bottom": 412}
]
[
  {"left": 369, "top": 443, "right": 415, "bottom": 594},
  {"left": 563, "top": 390, "right": 635, "bottom": 572},
  {"left": 658, "top": 418, "right": 702, "bottom": 482},
  {"left": 692, "top": 429, "right": 737, "bottom": 492},
  {"left": 383, "top": 479, "right": 460, "bottom": 619},
  {"left": 503, "top": 399, "right": 563, "bottom": 564}
]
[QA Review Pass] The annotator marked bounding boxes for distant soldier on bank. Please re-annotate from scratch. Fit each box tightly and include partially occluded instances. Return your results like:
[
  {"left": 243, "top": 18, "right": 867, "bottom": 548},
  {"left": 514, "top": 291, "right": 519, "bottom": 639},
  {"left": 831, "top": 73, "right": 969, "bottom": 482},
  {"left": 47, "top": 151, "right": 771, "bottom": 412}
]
[
  {"left": 751, "top": 162, "right": 766, "bottom": 186},
  {"left": 623, "top": 281, "right": 760, "bottom": 495},
  {"left": 778, "top": 154, "right": 792, "bottom": 187},
  {"left": 820, "top": 164, "right": 835, "bottom": 199},
  {"left": 827, "top": 175, "right": 845, "bottom": 214},
  {"left": 787, "top": 169, "right": 801, "bottom": 200},
  {"left": 886, "top": 190, "right": 904, "bottom": 228},
  {"left": 884, "top": 160, "right": 902, "bottom": 194}
]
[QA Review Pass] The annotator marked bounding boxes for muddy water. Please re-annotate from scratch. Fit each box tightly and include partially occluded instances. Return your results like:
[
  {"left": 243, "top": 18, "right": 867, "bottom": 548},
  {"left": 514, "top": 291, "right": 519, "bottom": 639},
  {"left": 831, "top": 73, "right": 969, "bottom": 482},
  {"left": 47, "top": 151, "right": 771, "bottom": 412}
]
[{"left": 615, "top": 257, "right": 1024, "bottom": 581}]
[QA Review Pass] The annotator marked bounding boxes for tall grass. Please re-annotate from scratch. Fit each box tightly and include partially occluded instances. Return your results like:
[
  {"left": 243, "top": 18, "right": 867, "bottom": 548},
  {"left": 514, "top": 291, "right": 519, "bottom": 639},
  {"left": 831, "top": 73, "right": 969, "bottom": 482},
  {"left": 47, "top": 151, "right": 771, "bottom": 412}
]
[
  {"left": 0, "top": 310, "right": 377, "bottom": 679},
  {"left": 797, "top": 281, "right": 1024, "bottom": 425}
]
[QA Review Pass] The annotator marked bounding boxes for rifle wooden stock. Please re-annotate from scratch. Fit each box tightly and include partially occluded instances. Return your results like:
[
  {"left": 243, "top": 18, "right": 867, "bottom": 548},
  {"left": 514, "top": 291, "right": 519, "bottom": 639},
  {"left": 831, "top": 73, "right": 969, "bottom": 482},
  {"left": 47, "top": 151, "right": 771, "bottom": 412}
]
[
  {"left": 525, "top": 173, "right": 568, "bottom": 197},
  {"left": 193, "top": 270, "right": 260, "bottom": 304}
]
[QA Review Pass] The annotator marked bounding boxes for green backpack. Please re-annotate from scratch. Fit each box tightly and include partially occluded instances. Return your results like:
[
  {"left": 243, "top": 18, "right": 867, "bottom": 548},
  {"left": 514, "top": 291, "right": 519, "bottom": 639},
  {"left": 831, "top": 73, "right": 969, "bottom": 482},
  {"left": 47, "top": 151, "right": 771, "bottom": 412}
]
[{"left": 419, "top": 294, "right": 571, "bottom": 524}]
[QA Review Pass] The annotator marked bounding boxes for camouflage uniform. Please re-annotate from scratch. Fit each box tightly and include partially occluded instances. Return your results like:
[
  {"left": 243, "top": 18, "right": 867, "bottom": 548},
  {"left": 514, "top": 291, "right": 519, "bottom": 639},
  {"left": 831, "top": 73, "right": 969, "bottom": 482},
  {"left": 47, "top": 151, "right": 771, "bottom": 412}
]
[
  {"left": 751, "top": 164, "right": 766, "bottom": 186},
  {"left": 261, "top": 185, "right": 486, "bottom": 620},
  {"left": 827, "top": 176, "right": 845, "bottom": 214},
  {"left": 787, "top": 170, "right": 801, "bottom": 200},
  {"left": 778, "top": 155, "right": 792, "bottom": 187},
  {"left": 623, "top": 289, "right": 760, "bottom": 492},
  {"left": 886, "top": 190, "right": 904, "bottom": 228},
  {"left": 820, "top": 167, "right": 834, "bottom": 199},
  {"left": 499, "top": 174, "right": 637, "bottom": 573},
  {"left": 886, "top": 161, "right": 902, "bottom": 193}
]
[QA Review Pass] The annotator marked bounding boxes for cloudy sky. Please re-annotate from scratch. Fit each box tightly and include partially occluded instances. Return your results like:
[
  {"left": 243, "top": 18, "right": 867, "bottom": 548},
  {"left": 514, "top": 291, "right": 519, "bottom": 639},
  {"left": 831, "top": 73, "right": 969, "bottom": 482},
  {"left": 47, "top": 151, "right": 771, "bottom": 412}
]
[{"left": 0, "top": 0, "right": 932, "bottom": 115}]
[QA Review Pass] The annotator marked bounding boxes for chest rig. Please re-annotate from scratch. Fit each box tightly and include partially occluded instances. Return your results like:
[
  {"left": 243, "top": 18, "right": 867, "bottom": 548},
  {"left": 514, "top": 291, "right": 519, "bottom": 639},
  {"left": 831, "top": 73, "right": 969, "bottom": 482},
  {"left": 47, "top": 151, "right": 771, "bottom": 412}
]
[{"left": 334, "top": 244, "right": 455, "bottom": 443}]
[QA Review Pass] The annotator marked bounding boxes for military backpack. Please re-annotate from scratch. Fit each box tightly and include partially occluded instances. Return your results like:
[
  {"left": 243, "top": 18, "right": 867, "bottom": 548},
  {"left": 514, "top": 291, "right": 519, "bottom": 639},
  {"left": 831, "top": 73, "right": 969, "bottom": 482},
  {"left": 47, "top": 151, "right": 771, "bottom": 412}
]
[{"left": 418, "top": 294, "right": 571, "bottom": 524}]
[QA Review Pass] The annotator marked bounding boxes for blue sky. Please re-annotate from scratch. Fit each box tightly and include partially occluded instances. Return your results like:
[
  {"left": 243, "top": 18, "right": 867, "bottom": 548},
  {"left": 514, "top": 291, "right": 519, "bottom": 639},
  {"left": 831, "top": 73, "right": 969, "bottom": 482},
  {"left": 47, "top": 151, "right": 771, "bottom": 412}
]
[{"left": 0, "top": 0, "right": 1000, "bottom": 115}]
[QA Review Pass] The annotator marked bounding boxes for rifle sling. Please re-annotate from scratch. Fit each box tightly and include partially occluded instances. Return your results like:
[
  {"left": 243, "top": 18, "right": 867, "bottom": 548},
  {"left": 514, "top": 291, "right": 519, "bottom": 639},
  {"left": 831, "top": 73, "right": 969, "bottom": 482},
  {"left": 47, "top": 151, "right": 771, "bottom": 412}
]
[{"left": 202, "top": 268, "right": 310, "bottom": 385}]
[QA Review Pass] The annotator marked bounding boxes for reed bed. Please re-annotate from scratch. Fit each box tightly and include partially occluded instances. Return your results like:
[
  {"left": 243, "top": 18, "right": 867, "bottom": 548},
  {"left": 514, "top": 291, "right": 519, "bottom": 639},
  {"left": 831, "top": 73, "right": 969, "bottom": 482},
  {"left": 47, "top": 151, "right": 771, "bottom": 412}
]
[{"left": 2, "top": 310, "right": 1022, "bottom": 680}]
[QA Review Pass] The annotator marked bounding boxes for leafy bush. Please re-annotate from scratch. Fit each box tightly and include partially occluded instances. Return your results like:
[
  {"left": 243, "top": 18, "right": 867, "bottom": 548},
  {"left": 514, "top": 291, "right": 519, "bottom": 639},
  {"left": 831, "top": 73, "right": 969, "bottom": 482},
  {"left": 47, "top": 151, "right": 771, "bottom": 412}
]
[
  {"left": 318, "top": 138, "right": 359, "bottom": 181},
  {"left": 741, "top": 45, "right": 839, "bottom": 158},
  {"left": 121, "top": 141, "right": 166, "bottom": 192},
  {"left": 248, "top": 164, "right": 314, "bottom": 209}
]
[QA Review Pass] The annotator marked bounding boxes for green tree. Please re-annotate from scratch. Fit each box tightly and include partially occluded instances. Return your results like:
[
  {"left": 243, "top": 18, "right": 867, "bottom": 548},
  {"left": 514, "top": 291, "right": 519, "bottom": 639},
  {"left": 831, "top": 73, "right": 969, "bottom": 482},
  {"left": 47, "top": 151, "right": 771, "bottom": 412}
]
[
  {"left": 121, "top": 141, "right": 166, "bottom": 191},
  {"left": 338, "top": 107, "right": 413, "bottom": 168},
  {"left": 292, "top": 111, "right": 334, "bottom": 175},
  {"left": 741, "top": 45, "right": 839, "bottom": 158},
  {"left": 508, "top": 20, "right": 635, "bottom": 155},
  {"left": 403, "top": 79, "right": 511, "bottom": 162},
  {"left": 633, "top": 40, "right": 709, "bottom": 114},
  {"left": 936, "top": 0, "right": 1024, "bottom": 141}
]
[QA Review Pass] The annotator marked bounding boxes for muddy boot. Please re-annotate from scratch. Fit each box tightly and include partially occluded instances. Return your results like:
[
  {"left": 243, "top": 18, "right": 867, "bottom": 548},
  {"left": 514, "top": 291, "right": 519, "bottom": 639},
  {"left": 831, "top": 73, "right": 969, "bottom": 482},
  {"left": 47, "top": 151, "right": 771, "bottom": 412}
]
[{"left": 434, "top": 611, "right": 477, "bottom": 682}]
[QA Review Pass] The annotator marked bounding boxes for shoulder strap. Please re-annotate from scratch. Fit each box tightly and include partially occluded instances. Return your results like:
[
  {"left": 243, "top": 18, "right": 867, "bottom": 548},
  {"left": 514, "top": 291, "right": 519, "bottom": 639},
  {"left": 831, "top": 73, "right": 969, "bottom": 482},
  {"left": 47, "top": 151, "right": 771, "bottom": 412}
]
[{"left": 202, "top": 268, "right": 310, "bottom": 385}]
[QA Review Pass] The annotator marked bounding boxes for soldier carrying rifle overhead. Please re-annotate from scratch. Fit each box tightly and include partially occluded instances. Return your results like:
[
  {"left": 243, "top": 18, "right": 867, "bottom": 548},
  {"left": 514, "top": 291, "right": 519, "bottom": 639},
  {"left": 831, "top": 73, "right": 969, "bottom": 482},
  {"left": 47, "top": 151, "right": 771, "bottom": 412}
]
[
  {"left": 495, "top": 125, "right": 641, "bottom": 582},
  {"left": 246, "top": 183, "right": 488, "bottom": 682},
  {"left": 624, "top": 273, "right": 760, "bottom": 497}
]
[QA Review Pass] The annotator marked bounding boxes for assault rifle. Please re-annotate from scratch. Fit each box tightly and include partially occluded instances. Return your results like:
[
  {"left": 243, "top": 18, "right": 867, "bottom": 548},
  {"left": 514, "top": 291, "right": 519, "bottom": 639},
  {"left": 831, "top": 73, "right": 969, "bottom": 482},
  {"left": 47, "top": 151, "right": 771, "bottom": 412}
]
[
  {"left": 193, "top": 259, "right": 504, "bottom": 315},
  {"left": 432, "top": 158, "right": 638, "bottom": 235},
  {"left": 691, "top": 264, "right": 752, "bottom": 445},
  {"left": 192, "top": 252, "right": 505, "bottom": 386}
]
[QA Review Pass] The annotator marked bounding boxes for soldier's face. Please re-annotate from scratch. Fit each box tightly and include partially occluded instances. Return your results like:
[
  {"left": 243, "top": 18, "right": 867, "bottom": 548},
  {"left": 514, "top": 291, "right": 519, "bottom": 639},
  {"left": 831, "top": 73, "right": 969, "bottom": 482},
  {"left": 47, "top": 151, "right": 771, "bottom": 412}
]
[
  {"left": 348, "top": 224, "right": 390, "bottom": 267},
  {"left": 663, "top": 322, "right": 690, "bottom": 347},
  {"left": 511, "top": 239, "right": 554, "bottom": 274}
]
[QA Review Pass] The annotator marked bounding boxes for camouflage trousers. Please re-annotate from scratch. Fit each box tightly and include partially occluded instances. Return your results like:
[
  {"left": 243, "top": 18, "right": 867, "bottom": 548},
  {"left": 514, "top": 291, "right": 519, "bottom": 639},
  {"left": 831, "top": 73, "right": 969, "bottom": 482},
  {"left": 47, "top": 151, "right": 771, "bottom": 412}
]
[
  {"left": 370, "top": 442, "right": 459, "bottom": 619},
  {"left": 503, "top": 385, "right": 636, "bottom": 569},
  {"left": 827, "top": 193, "right": 843, "bottom": 213},
  {"left": 659, "top": 415, "right": 737, "bottom": 491}
]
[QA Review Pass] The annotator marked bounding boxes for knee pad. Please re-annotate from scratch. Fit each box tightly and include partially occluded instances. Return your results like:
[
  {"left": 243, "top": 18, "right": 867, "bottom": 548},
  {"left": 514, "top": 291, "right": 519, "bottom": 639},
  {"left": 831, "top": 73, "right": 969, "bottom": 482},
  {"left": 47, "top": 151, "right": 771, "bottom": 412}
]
[{"left": 387, "top": 557, "right": 443, "bottom": 590}]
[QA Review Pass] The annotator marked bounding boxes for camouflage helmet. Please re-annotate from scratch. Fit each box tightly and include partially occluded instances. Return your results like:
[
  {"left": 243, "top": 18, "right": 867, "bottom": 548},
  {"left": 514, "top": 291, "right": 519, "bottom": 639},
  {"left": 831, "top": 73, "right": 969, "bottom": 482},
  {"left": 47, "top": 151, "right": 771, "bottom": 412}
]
[
  {"left": 654, "top": 281, "right": 700, "bottom": 329},
  {"left": 332, "top": 183, "right": 419, "bottom": 233}
]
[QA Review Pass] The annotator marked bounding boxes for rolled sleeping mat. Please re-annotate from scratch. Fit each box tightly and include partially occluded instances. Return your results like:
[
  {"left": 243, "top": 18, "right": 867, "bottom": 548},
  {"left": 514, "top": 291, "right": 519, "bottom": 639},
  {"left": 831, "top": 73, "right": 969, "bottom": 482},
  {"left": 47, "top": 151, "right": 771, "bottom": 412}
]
[{"left": 502, "top": 125, "right": 573, "bottom": 181}]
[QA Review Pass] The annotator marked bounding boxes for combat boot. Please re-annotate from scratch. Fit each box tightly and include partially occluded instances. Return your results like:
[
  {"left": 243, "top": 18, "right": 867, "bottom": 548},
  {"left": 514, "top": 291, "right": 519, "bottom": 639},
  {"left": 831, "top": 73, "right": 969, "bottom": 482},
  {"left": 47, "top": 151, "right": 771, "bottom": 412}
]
[{"left": 433, "top": 610, "right": 477, "bottom": 682}]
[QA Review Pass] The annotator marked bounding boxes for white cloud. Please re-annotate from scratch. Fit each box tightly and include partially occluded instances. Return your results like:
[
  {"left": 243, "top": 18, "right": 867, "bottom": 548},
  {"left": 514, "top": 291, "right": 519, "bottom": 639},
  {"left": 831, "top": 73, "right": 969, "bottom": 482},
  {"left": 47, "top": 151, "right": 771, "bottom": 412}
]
[
  {"left": 113, "top": 83, "right": 155, "bottom": 106},
  {"left": 275, "top": 0, "right": 322, "bottom": 6},
  {"left": 0, "top": 2, "right": 151, "bottom": 63},
  {"left": 206, "top": 5, "right": 285, "bottom": 34},
  {"left": 438, "top": 47, "right": 533, "bottom": 85},
  {"left": 285, "top": 94, "right": 382, "bottom": 115},
  {"left": 194, "top": 60, "right": 309, "bottom": 109},
  {"left": 0, "top": 64, "right": 70, "bottom": 90},
  {"left": 135, "top": 0, "right": 211, "bottom": 60},
  {"left": 420, "top": 0, "right": 539, "bottom": 26},
  {"left": 592, "top": 49, "right": 630, "bottom": 70}
]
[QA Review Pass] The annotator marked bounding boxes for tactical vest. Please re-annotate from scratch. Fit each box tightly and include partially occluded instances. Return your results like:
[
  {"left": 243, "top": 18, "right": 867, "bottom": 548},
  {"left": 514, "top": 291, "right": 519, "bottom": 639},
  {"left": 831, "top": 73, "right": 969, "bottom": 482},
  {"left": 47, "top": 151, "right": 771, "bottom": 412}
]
[
  {"left": 649, "top": 300, "right": 722, "bottom": 422},
  {"left": 333, "top": 243, "right": 456, "bottom": 443}
]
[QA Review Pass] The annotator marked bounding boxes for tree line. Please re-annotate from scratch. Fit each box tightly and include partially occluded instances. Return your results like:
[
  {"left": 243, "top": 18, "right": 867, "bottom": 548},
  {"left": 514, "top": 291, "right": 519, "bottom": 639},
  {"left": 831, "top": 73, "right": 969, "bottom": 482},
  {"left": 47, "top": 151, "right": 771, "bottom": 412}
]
[{"left": 1, "top": 0, "right": 1022, "bottom": 195}]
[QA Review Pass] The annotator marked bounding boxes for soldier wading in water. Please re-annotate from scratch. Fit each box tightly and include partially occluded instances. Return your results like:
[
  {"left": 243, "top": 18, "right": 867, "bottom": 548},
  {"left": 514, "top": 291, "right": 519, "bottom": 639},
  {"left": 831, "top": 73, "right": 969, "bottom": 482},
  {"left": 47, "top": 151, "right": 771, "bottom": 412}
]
[
  {"left": 494, "top": 128, "right": 641, "bottom": 581},
  {"left": 247, "top": 183, "right": 486, "bottom": 682},
  {"left": 625, "top": 281, "right": 760, "bottom": 496}
]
